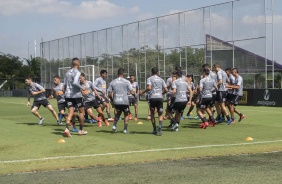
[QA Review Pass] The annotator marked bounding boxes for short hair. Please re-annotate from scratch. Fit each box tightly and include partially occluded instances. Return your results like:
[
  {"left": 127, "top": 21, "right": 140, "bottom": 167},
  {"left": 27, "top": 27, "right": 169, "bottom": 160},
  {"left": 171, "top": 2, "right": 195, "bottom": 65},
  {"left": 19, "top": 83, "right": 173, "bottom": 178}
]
[
  {"left": 232, "top": 67, "right": 239, "bottom": 73},
  {"left": 177, "top": 70, "right": 182, "bottom": 77},
  {"left": 202, "top": 63, "right": 210, "bottom": 69},
  {"left": 151, "top": 67, "right": 158, "bottom": 75},
  {"left": 213, "top": 63, "right": 221, "bottom": 68},
  {"left": 100, "top": 69, "right": 107, "bottom": 75},
  {"left": 203, "top": 69, "right": 210, "bottom": 76},
  {"left": 175, "top": 66, "right": 182, "bottom": 71},
  {"left": 172, "top": 71, "right": 177, "bottom": 75},
  {"left": 53, "top": 75, "right": 60, "bottom": 79},
  {"left": 117, "top": 68, "right": 124, "bottom": 75},
  {"left": 186, "top": 74, "right": 193, "bottom": 78},
  {"left": 25, "top": 76, "right": 33, "bottom": 80},
  {"left": 130, "top": 74, "right": 135, "bottom": 77},
  {"left": 225, "top": 68, "right": 232, "bottom": 72},
  {"left": 80, "top": 73, "right": 86, "bottom": 78},
  {"left": 72, "top": 57, "right": 80, "bottom": 66}
]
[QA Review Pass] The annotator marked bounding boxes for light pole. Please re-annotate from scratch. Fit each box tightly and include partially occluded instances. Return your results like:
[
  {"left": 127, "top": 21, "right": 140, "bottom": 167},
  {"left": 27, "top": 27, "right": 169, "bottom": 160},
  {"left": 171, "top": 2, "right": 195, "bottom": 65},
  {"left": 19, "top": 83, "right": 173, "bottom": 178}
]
[{"left": 28, "top": 42, "right": 30, "bottom": 59}]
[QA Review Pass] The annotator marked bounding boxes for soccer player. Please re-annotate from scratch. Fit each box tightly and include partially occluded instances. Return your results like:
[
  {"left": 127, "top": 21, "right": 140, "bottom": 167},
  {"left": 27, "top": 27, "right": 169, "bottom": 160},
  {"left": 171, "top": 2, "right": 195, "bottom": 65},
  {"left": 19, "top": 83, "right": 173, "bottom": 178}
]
[
  {"left": 64, "top": 57, "right": 87, "bottom": 137},
  {"left": 128, "top": 74, "right": 139, "bottom": 121},
  {"left": 213, "top": 63, "right": 232, "bottom": 125},
  {"left": 80, "top": 73, "right": 109, "bottom": 127},
  {"left": 170, "top": 70, "right": 192, "bottom": 131},
  {"left": 164, "top": 71, "right": 177, "bottom": 121},
  {"left": 225, "top": 68, "right": 236, "bottom": 123},
  {"left": 25, "top": 76, "right": 59, "bottom": 125},
  {"left": 108, "top": 68, "right": 135, "bottom": 133},
  {"left": 197, "top": 69, "right": 218, "bottom": 129},
  {"left": 94, "top": 70, "right": 114, "bottom": 122},
  {"left": 140, "top": 67, "right": 168, "bottom": 136},
  {"left": 226, "top": 68, "right": 245, "bottom": 124},
  {"left": 48, "top": 75, "right": 66, "bottom": 125}
]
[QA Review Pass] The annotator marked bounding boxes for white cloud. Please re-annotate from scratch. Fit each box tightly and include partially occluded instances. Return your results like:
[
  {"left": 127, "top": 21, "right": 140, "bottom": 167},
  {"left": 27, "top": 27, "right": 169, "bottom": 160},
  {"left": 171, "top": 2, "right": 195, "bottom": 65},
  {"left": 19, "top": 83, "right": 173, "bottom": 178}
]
[
  {"left": 0, "top": 0, "right": 139, "bottom": 19},
  {"left": 137, "top": 13, "right": 155, "bottom": 21},
  {"left": 242, "top": 15, "right": 282, "bottom": 25},
  {"left": 168, "top": 9, "right": 183, "bottom": 14}
]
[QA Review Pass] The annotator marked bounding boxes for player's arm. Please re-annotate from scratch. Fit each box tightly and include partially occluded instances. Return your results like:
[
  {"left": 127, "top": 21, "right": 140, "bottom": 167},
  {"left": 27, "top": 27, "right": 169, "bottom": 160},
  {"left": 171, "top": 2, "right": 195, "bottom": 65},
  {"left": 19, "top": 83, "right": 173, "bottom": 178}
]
[
  {"left": 27, "top": 89, "right": 31, "bottom": 107},
  {"left": 162, "top": 81, "right": 168, "bottom": 95},
  {"left": 216, "top": 73, "right": 222, "bottom": 87},
  {"left": 92, "top": 83, "right": 102, "bottom": 99},
  {"left": 171, "top": 81, "right": 176, "bottom": 97},
  {"left": 73, "top": 72, "right": 84, "bottom": 90},
  {"left": 187, "top": 86, "right": 192, "bottom": 104},
  {"left": 32, "top": 84, "right": 46, "bottom": 96},
  {"left": 93, "top": 79, "right": 104, "bottom": 94},
  {"left": 140, "top": 78, "right": 151, "bottom": 95},
  {"left": 48, "top": 88, "right": 55, "bottom": 99},
  {"left": 213, "top": 81, "right": 218, "bottom": 91},
  {"left": 229, "top": 78, "right": 242, "bottom": 89}
]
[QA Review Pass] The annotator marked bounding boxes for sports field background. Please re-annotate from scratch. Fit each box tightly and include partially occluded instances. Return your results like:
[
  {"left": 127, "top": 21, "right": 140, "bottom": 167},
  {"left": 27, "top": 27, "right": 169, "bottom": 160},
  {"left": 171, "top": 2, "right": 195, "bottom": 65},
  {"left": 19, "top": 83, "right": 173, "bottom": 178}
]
[{"left": 0, "top": 97, "right": 281, "bottom": 182}]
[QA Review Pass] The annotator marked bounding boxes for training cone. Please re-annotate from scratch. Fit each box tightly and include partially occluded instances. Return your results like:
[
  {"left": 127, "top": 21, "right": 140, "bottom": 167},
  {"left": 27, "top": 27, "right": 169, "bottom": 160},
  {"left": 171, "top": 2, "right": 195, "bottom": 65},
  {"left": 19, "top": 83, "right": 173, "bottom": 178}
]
[
  {"left": 58, "top": 139, "right": 66, "bottom": 143},
  {"left": 246, "top": 137, "right": 253, "bottom": 141},
  {"left": 138, "top": 122, "right": 143, "bottom": 125}
]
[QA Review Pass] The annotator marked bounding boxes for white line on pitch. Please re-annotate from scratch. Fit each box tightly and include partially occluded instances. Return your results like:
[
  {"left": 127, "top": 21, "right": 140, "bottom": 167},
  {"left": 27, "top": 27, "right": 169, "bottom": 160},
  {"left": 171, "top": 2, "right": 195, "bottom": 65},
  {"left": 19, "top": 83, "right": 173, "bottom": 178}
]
[
  {"left": 0, "top": 101, "right": 25, "bottom": 105},
  {"left": 1, "top": 140, "right": 282, "bottom": 164}
]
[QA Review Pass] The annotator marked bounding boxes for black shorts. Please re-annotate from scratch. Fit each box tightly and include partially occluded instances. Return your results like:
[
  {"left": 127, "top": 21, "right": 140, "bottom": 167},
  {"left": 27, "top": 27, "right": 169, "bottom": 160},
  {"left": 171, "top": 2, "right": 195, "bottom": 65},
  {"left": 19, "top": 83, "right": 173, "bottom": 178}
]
[
  {"left": 149, "top": 98, "right": 163, "bottom": 113},
  {"left": 58, "top": 102, "right": 66, "bottom": 111},
  {"left": 210, "top": 93, "right": 216, "bottom": 106},
  {"left": 32, "top": 99, "right": 50, "bottom": 109},
  {"left": 115, "top": 105, "right": 130, "bottom": 113},
  {"left": 227, "top": 94, "right": 242, "bottom": 106},
  {"left": 85, "top": 100, "right": 100, "bottom": 110},
  {"left": 96, "top": 95, "right": 109, "bottom": 104},
  {"left": 172, "top": 101, "right": 187, "bottom": 113},
  {"left": 215, "top": 91, "right": 227, "bottom": 103},
  {"left": 197, "top": 98, "right": 213, "bottom": 109},
  {"left": 66, "top": 98, "right": 84, "bottom": 108},
  {"left": 128, "top": 97, "right": 138, "bottom": 106}
]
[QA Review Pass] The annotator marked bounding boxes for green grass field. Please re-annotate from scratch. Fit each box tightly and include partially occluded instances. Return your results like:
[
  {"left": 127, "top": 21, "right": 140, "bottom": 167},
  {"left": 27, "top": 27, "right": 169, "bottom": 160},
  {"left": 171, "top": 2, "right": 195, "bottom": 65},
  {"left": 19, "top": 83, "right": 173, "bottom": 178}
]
[{"left": 0, "top": 97, "right": 282, "bottom": 182}]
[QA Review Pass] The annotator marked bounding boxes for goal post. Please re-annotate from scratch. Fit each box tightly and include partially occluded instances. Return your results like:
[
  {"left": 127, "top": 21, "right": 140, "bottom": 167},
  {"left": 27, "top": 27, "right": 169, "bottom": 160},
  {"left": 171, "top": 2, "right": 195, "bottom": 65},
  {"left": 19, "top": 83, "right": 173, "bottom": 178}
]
[{"left": 58, "top": 65, "right": 95, "bottom": 82}]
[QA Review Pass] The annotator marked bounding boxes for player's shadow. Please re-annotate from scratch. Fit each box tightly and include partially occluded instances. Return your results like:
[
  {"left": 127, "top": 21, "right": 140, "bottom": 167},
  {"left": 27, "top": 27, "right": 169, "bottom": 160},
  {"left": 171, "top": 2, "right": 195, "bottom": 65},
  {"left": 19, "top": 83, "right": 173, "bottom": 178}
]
[
  {"left": 129, "top": 131, "right": 153, "bottom": 135},
  {"left": 16, "top": 122, "right": 39, "bottom": 126},
  {"left": 51, "top": 128, "right": 65, "bottom": 136},
  {"left": 181, "top": 121, "right": 201, "bottom": 129},
  {"left": 96, "top": 130, "right": 117, "bottom": 134}
]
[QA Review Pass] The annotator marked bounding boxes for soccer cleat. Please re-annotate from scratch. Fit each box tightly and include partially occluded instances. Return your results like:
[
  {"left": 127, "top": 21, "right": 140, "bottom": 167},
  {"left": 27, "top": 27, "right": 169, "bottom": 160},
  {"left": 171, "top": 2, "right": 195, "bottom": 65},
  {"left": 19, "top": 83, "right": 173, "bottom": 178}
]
[
  {"left": 187, "top": 114, "right": 191, "bottom": 119},
  {"left": 134, "top": 117, "right": 138, "bottom": 122},
  {"left": 172, "top": 123, "right": 179, "bottom": 131},
  {"left": 112, "top": 125, "right": 117, "bottom": 133},
  {"left": 203, "top": 122, "right": 209, "bottom": 129},
  {"left": 108, "top": 118, "right": 114, "bottom": 122},
  {"left": 157, "top": 126, "right": 162, "bottom": 136},
  {"left": 129, "top": 114, "right": 132, "bottom": 120},
  {"left": 78, "top": 130, "right": 88, "bottom": 135},
  {"left": 104, "top": 120, "right": 110, "bottom": 126},
  {"left": 64, "top": 128, "right": 71, "bottom": 137},
  {"left": 72, "top": 128, "right": 78, "bottom": 132},
  {"left": 180, "top": 116, "right": 184, "bottom": 120},
  {"left": 57, "top": 120, "right": 62, "bottom": 125},
  {"left": 194, "top": 116, "right": 199, "bottom": 119},
  {"left": 209, "top": 121, "right": 216, "bottom": 127},
  {"left": 239, "top": 114, "right": 245, "bottom": 122},
  {"left": 226, "top": 118, "right": 233, "bottom": 125},
  {"left": 97, "top": 121, "right": 102, "bottom": 127},
  {"left": 123, "top": 129, "right": 128, "bottom": 134},
  {"left": 199, "top": 123, "right": 204, "bottom": 128},
  {"left": 175, "top": 128, "right": 179, "bottom": 132},
  {"left": 38, "top": 118, "right": 44, "bottom": 125},
  {"left": 152, "top": 130, "right": 157, "bottom": 134},
  {"left": 92, "top": 119, "right": 97, "bottom": 123},
  {"left": 147, "top": 116, "right": 151, "bottom": 120}
]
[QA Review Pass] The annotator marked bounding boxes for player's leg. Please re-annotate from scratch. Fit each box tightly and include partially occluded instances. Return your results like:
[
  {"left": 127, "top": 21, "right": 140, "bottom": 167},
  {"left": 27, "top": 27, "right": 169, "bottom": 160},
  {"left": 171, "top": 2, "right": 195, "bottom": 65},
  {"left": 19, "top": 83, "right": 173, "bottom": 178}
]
[
  {"left": 46, "top": 105, "right": 59, "bottom": 122},
  {"left": 134, "top": 99, "right": 138, "bottom": 121},
  {"left": 123, "top": 106, "right": 130, "bottom": 133},
  {"left": 197, "top": 99, "right": 209, "bottom": 129},
  {"left": 30, "top": 105, "right": 45, "bottom": 125},
  {"left": 156, "top": 100, "right": 164, "bottom": 136},
  {"left": 65, "top": 100, "right": 75, "bottom": 137},
  {"left": 77, "top": 106, "right": 87, "bottom": 135},
  {"left": 112, "top": 106, "right": 122, "bottom": 132},
  {"left": 186, "top": 102, "right": 194, "bottom": 118},
  {"left": 96, "top": 107, "right": 109, "bottom": 126}
]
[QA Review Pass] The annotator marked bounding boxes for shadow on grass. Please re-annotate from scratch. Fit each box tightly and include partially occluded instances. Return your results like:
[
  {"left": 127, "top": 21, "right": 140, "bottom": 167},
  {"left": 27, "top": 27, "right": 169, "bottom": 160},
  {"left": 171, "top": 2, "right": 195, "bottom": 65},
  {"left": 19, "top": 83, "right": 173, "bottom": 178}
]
[
  {"left": 16, "top": 122, "right": 38, "bottom": 126},
  {"left": 181, "top": 121, "right": 201, "bottom": 129}
]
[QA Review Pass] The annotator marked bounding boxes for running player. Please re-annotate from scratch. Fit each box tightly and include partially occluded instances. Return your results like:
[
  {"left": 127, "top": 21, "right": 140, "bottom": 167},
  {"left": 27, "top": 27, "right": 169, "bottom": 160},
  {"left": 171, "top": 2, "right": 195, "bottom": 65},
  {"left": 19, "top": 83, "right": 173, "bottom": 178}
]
[
  {"left": 80, "top": 73, "right": 109, "bottom": 127},
  {"left": 225, "top": 68, "right": 236, "bottom": 123},
  {"left": 171, "top": 70, "right": 192, "bottom": 131},
  {"left": 164, "top": 71, "right": 177, "bottom": 121},
  {"left": 140, "top": 67, "right": 168, "bottom": 136},
  {"left": 197, "top": 69, "right": 218, "bottom": 129},
  {"left": 64, "top": 57, "right": 87, "bottom": 137},
  {"left": 48, "top": 75, "right": 66, "bottom": 125},
  {"left": 226, "top": 68, "right": 245, "bottom": 124},
  {"left": 94, "top": 70, "right": 114, "bottom": 122},
  {"left": 25, "top": 76, "right": 59, "bottom": 125},
  {"left": 108, "top": 68, "right": 135, "bottom": 133},
  {"left": 213, "top": 63, "right": 232, "bottom": 125},
  {"left": 128, "top": 74, "right": 139, "bottom": 121}
]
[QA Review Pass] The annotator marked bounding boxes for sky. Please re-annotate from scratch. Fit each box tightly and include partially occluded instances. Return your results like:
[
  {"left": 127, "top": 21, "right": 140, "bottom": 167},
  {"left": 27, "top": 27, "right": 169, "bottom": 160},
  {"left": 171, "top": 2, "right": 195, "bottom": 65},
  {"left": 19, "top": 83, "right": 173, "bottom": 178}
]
[{"left": 0, "top": 0, "right": 281, "bottom": 63}]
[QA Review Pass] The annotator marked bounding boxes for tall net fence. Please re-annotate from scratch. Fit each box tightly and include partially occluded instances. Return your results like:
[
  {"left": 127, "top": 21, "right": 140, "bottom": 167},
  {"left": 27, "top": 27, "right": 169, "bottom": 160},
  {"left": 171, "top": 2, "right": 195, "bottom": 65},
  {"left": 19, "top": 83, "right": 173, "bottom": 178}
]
[{"left": 41, "top": 0, "right": 280, "bottom": 90}]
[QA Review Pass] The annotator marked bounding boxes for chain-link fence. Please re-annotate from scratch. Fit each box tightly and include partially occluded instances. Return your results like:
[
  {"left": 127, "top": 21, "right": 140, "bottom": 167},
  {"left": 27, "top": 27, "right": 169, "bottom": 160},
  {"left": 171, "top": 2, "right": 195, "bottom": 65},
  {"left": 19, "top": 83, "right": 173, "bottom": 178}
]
[{"left": 41, "top": 0, "right": 281, "bottom": 90}]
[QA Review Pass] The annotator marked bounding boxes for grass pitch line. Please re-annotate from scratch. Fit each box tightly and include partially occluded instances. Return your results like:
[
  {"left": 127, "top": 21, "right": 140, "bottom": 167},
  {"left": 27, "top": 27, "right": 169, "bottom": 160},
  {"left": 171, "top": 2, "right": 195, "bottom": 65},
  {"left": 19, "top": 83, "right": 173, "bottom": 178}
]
[
  {"left": 0, "top": 101, "right": 25, "bottom": 105},
  {"left": 1, "top": 140, "right": 282, "bottom": 164}
]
